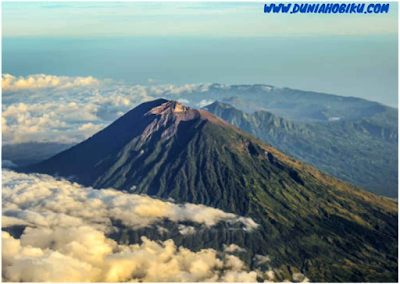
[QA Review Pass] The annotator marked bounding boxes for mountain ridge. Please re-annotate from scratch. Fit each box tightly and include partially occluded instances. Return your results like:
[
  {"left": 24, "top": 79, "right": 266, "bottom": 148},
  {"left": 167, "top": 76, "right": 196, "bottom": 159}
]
[
  {"left": 23, "top": 99, "right": 398, "bottom": 282},
  {"left": 204, "top": 101, "right": 398, "bottom": 197},
  {"left": 174, "top": 86, "right": 396, "bottom": 122}
]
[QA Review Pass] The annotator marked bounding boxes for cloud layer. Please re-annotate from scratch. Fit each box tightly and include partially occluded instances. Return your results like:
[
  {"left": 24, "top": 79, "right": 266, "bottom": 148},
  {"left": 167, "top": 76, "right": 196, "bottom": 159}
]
[
  {"left": 2, "top": 170, "right": 258, "bottom": 233},
  {"left": 1, "top": 170, "right": 280, "bottom": 282},
  {"left": 2, "top": 74, "right": 103, "bottom": 93},
  {"left": 2, "top": 74, "right": 215, "bottom": 144},
  {"left": 3, "top": 230, "right": 263, "bottom": 282}
]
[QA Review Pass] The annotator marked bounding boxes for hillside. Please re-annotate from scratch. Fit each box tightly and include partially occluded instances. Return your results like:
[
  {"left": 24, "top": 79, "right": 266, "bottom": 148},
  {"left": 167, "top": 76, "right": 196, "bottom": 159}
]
[
  {"left": 170, "top": 84, "right": 394, "bottom": 123},
  {"left": 204, "top": 101, "right": 398, "bottom": 197},
  {"left": 25, "top": 99, "right": 398, "bottom": 282}
]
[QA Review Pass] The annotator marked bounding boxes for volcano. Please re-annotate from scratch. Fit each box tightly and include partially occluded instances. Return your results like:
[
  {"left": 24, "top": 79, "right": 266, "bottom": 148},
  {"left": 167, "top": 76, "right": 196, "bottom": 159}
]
[{"left": 25, "top": 99, "right": 398, "bottom": 282}]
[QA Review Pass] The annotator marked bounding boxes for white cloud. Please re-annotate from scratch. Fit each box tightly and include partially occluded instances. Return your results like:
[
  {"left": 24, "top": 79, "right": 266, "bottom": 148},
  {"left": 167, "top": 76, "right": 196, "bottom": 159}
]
[
  {"left": 254, "top": 254, "right": 272, "bottom": 265},
  {"left": 78, "top": 123, "right": 106, "bottom": 138},
  {"left": 1, "top": 74, "right": 218, "bottom": 144},
  {"left": 1, "top": 74, "right": 313, "bottom": 282},
  {"left": 178, "top": 98, "right": 190, "bottom": 104},
  {"left": 2, "top": 170, "right": 258, "bottom": 232},
  {"left": 237, "top": 217, "right": 259, "bottom": 232},
  {"left": 0, "top": 170, "right": 310, "bottom": 283},
  {"left": 197, "top": 99, "right": 215, "bottom": 108},
  {"left": 178, "top": 224, "right": 196, "bottom": 235},
  {"left": 2, "top": 74, "right": 103, "bottom": 93},
  {"left": 223, "top": 244, "right": 246, "bottom": 253},
  {"left": 150, "top": 83, "right": 211, "bottom": 95},
  {"left": 292, "top": 273, "right": 310, "bottom": 283},
  {"left": 2, "top": 229, "right": 261, "bottom": 283}
]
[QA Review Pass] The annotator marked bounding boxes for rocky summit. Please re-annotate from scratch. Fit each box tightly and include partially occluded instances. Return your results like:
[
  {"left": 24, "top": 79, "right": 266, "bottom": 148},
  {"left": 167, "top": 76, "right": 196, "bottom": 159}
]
[{"left": 25, "top": 99, "right": 398, "bottom": 282}]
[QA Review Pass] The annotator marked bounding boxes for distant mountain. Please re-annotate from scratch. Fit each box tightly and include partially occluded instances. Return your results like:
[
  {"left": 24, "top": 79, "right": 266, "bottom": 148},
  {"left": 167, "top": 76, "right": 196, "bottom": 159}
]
[
  {"left": 2, "top": 142, "right": 76, "bottom": 167},
  {"left": 204, "top": 101, "right": 398, "bottom": 198},
  {"left": 24, "top": 99, "right": 398, "bottom": 282},
  {"left": 221, "top": 97, "right": 266, "bottom": 114},
  {"left": 177, "top": 84, "right": 394, "bottom": 123}
]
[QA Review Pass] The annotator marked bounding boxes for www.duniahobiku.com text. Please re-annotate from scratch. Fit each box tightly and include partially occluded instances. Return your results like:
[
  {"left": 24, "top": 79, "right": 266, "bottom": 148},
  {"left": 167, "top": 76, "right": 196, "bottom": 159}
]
[{"left": 264, "top": 3, "right": 390, "bottom": 14}]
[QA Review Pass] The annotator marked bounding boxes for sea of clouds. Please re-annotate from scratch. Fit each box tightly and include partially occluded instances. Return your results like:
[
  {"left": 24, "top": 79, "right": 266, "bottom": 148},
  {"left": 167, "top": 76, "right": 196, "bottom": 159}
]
[
  {"left": 1, "top": 170, "right": 309, "bottom": 282},
  {"left": 1, "top": 74, "right": 310, "bottom": 282},
  {"left": 2, "top": 74, "right": 218, "bottom": 144}
]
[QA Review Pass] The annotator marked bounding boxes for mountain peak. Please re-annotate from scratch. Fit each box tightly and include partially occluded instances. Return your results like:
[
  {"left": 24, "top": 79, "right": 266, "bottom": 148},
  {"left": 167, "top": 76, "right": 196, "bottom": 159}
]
[
  {"left": 149, "top": 100, "right": 189, "bottom": 115},
  {"left": 144, "top": 99, "right": 232, "bottom": 129},
  {"left": 22, "top": 99, "right": 398, "bottom": 282}
]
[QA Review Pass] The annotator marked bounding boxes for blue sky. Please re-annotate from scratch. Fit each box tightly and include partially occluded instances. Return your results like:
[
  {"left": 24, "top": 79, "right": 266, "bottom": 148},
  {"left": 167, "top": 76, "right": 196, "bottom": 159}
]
[
  {"left": 2, "top": 2, "right": 398, "bottom": 106},
  {"left": 2, "top": 2, "right": 398, "bottom": 37}
]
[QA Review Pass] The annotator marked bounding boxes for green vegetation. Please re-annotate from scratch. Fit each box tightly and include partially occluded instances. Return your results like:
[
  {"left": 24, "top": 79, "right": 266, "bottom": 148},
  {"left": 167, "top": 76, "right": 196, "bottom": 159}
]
[
  {"left": 26, "top": 99, "right": 398, "bottom": 282},
  {"left": 206, "top": 101, "right": 398, "bottom": 198}
]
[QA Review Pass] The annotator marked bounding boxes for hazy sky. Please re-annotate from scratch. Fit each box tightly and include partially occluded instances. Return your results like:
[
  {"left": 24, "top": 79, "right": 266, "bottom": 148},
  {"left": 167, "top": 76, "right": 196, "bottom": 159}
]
[{"left": 2, "top": 1, "right": 398, "bottom": 106}]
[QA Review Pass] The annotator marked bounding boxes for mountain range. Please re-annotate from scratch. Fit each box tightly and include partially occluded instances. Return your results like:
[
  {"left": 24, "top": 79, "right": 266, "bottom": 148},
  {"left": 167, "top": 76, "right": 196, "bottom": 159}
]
[
  {"left": 23, "top": 99, "right": 398, "bottom": 282},
  {"left": 173, "top": 84, "right": 395, "bottom": 123},
  {"left": 204, "top": 100, "right": 398, "bottom": 198}
]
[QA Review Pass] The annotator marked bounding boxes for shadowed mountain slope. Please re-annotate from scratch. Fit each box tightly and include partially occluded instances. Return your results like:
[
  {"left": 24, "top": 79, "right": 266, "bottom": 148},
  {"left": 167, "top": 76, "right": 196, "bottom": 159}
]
[
  {"left": 204, "top": 101, "right": 398, "bottom": 198},
  {"left": 25, "top": 99, "right": 398, "bottom": 282}
]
